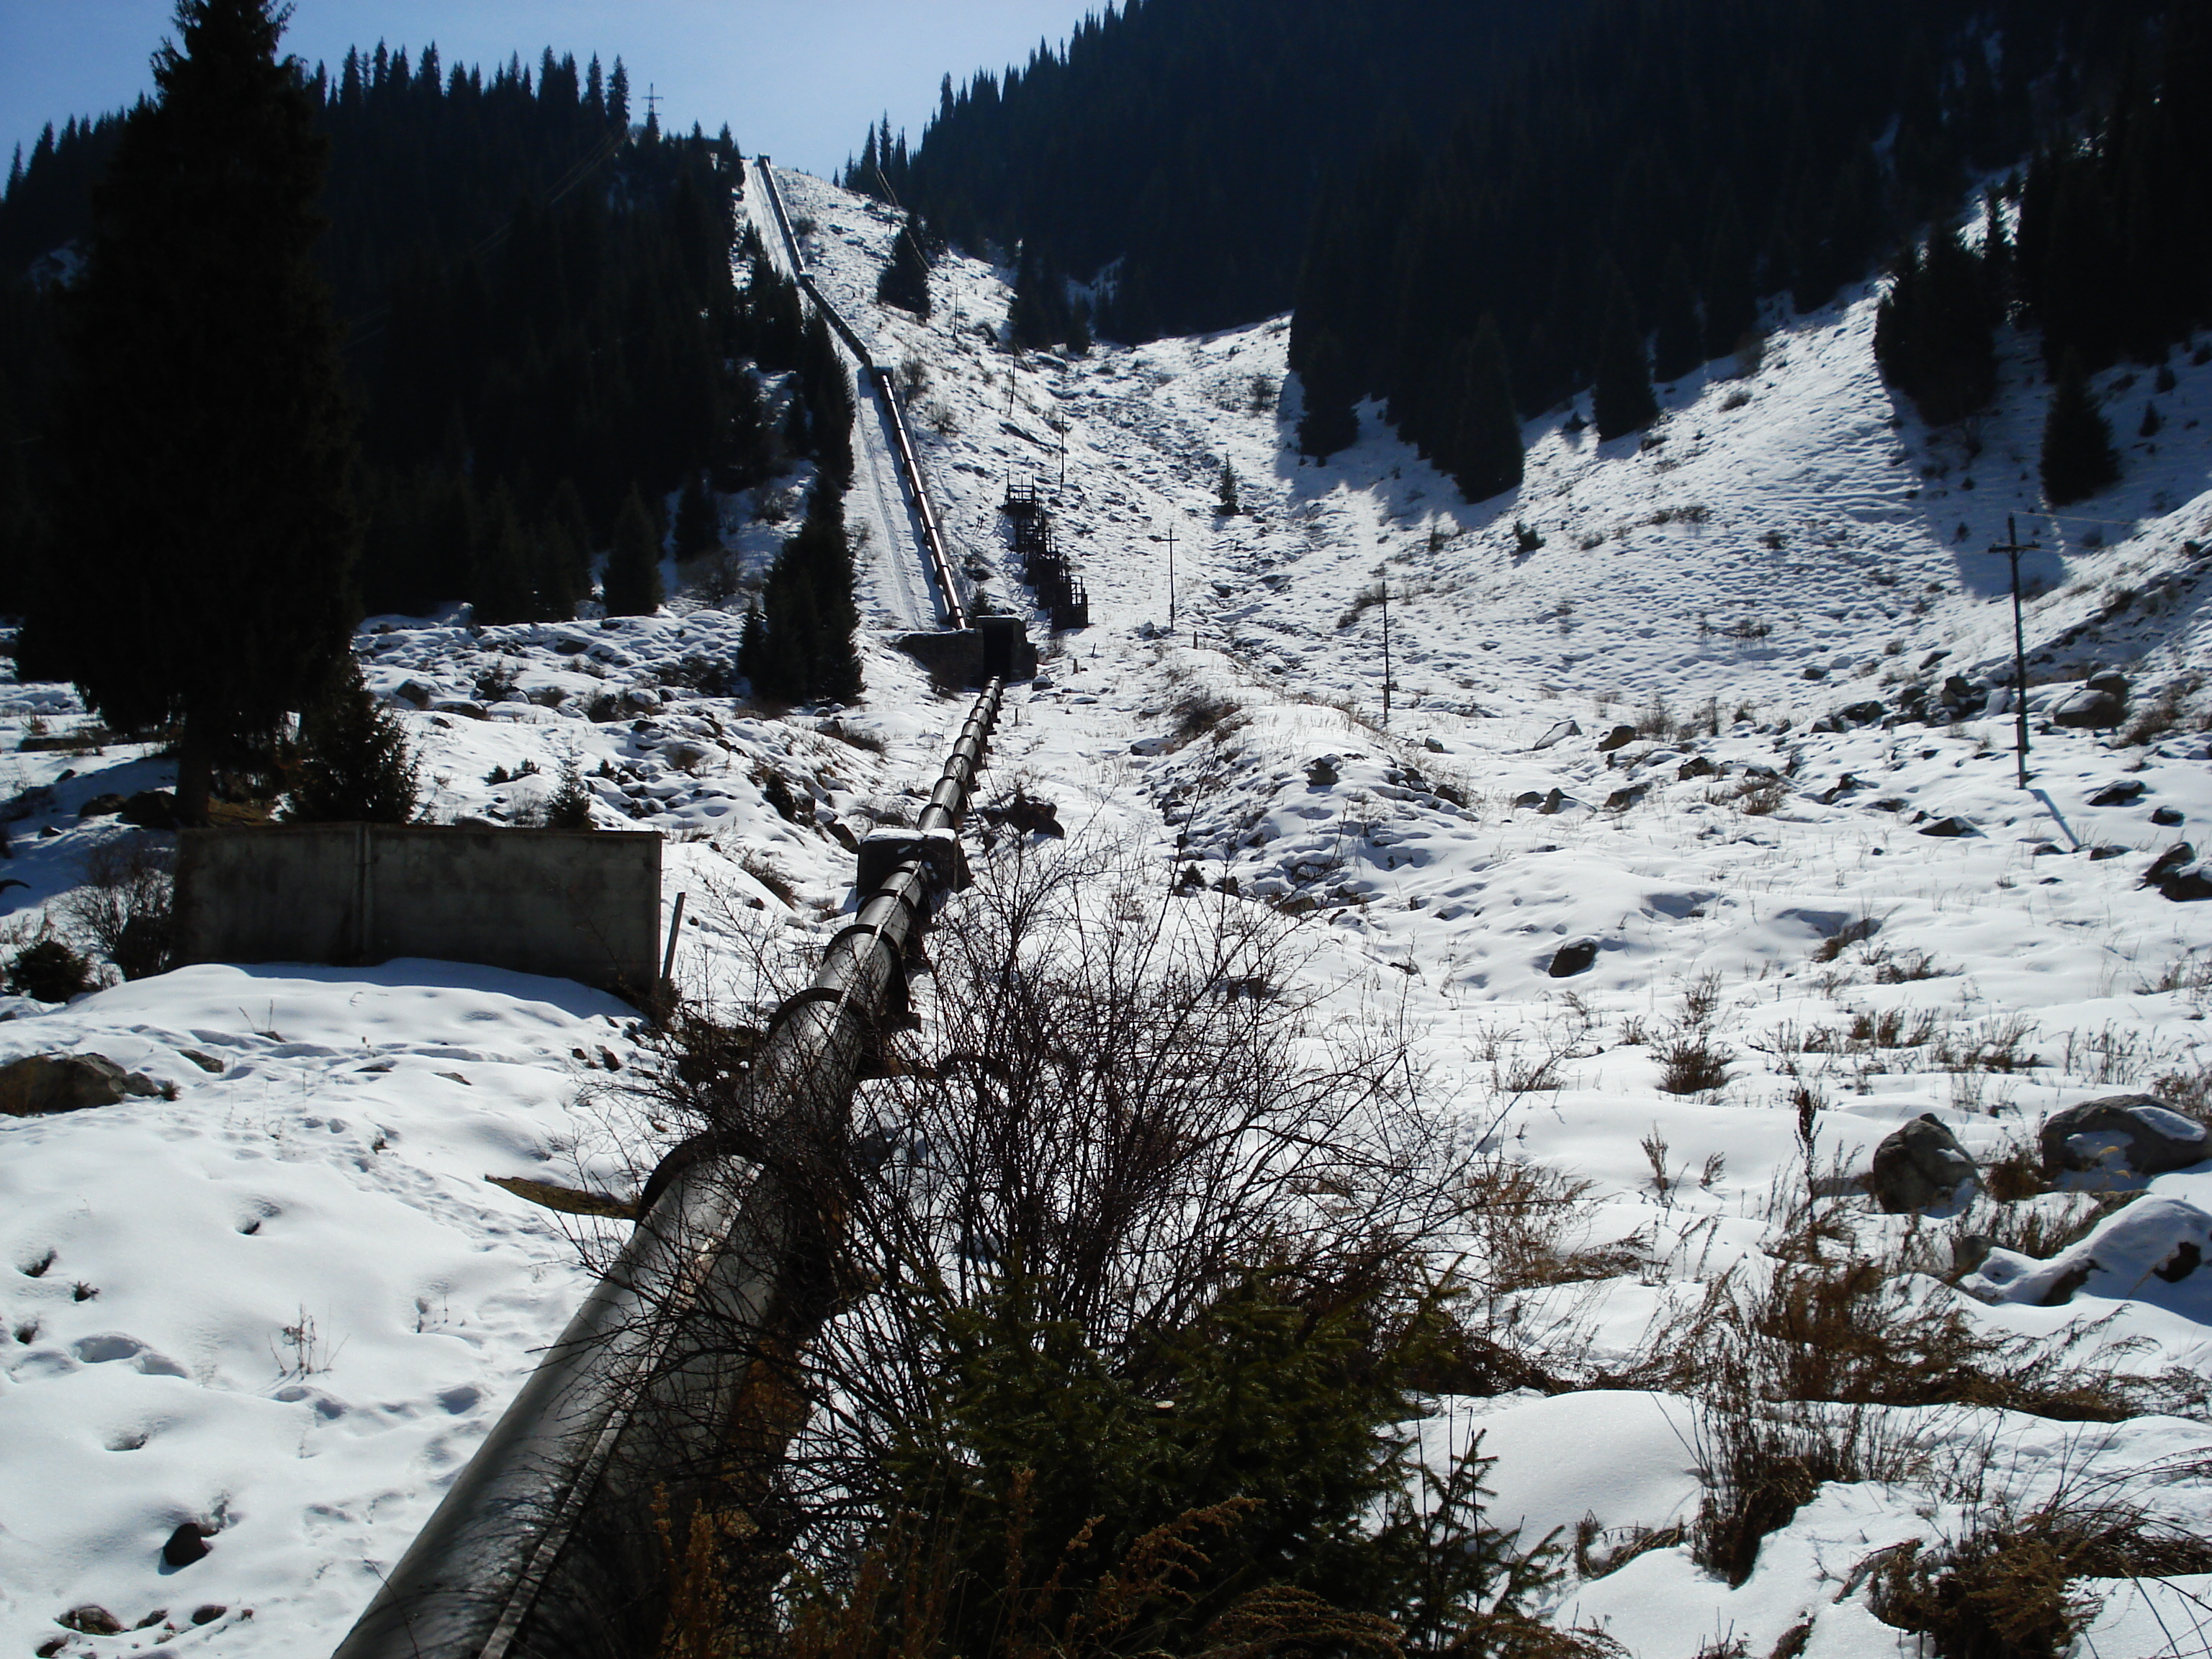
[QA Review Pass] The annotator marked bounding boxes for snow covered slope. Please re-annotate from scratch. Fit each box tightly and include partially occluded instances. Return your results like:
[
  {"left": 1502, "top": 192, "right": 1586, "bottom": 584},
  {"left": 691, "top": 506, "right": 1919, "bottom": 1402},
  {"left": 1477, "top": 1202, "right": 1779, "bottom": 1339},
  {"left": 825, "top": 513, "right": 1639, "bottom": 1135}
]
[{"left": 3, "top": 158, "right": 2211, "bottom": 1655}]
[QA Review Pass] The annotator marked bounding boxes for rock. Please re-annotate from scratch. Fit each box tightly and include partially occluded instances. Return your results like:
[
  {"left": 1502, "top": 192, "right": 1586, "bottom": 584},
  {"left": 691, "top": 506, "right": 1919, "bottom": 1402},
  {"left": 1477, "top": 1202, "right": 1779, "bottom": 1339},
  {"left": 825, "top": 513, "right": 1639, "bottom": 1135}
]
[
  {"left": 2039, "top": 1094, "right": 2209, "bottom": 1180},
  {"left": 59, "top": 1607, "right": 125, "bottom": 1636},
  {"left": 394, "top": 680, "right": 436, "bottom": 707},
  {"left": 2153, "top": 805, "right": 2185, "bottom": 827},
  {"left": 1530, "top": 719, "right": 1581, "bottom": 751},
  {"left": 1917, "top": 816, "right": 1976, "bottom": 837},
  {"left": 2144, "top": 842, "right": 2212, "bottom": 902},
  {"left": 1512, "top": 791, "right": 1545, "bottom": 810},
  {"left": 0, "top": 1053, "right": 165, "bottom": 1116},
  {"left": 120, "top": 791, "right": 179, "bottom": 830},
  {"left": 78, "top": 793, "right": 126, "bottom": 818},
  {"left": 191, "top": 1606, "right": 227, "bottom": 1625},
  {"left": 2086, "top": 669, "right": 2130, "bottom": 699},
  {"left": 1837, "top": 700, "right": 1886, "bottom": 726},
  {"left": 180, "top": 1050, "right": 225, "bottom": 1074},
  {"left": 1678, "top": 755, "right": 1718, "bottom": 780},
  {"left": 2051, "top": 687, "right": 2126, "bottom": 729},
  {"left": 1596, "top": 724, "right": 1637, "bottom": 754},
  {"left": 429, "top": 698, "right": 488, "bottom": 720},
  {"left": 1547, "top": 937, "right": 1599, "bottom": 978},
  {"left": 2089, "top": 780, "right": 2147, "bottom": 806},
  {"left": 1867, "top": 1115, "right": 1978, "bottom": 1213},
  {"left": 1424, "top": 736, "right": 1446, "bottom": 752},
  {"left": 1963, "top": 1194, "right": 2212, "bottom": 1310},
  {"left": 1539, "top": 787, "right": 1571, "bottom": 816},
  {"left": 1305, "top": 756, "right": 1340, "bottom": 787},
  {"left": 163, "top": 1522, "right": 214, "bottom": 1568},
  {"left": 1603, "top": 784, "right": 1646, "bottom": 811}
]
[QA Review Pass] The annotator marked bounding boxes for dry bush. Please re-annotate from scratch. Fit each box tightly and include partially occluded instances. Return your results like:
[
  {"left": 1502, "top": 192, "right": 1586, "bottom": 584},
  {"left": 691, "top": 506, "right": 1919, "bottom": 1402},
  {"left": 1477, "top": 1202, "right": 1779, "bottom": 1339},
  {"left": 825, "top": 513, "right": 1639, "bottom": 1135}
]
[
  {"left": 64, "top": 835, "right": 175, "bottom": 981},
  {"left": 619, "top": 840, "right": 1503, "bottom": 1647},
  {"left": 1168, "top": 688, "right": 1244, "bottom": 750},
  {"left": 1872, "top": 1500, "right": 2212, "bottom": 1659},
  {"left": 1656, "top": 974, "right": 1731, "bottom": 1095}
]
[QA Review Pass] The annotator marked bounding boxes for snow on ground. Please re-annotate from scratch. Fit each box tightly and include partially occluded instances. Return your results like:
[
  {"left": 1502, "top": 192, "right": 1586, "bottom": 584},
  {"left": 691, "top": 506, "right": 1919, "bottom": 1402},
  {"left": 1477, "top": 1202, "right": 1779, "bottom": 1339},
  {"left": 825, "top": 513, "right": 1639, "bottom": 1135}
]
[{"left": 5, "top": 161, "right": 2212, "bottom": 1654}]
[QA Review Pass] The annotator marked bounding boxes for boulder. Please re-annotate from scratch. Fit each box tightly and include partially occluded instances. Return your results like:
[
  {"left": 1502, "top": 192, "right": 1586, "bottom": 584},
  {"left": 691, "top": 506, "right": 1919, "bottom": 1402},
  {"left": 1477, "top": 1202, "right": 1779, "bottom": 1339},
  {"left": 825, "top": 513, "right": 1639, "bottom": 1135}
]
[
  {"left": 78, "top": 793, "right": 125, "bottom": 819},
  {"left": 2089, "top": 779, "right": 2147, "bottom": 807},
  {"left": 2038, "top": 1094, "right": 2210, "bottom": 1180},
  {"left": 1530, "top": 719, "right": 1581, "bottom": 751},
  {"left": 1678, "top": 755, "right": 1719, "bottom": 781},
  {"left": 0, "top": 1054, "right": 165, "bottom": 1116},
  {"left": 2154, "top": 806, "right": 2185, "bottom": 827},
  {"left": 1963, "top": 1194, "right": 2212, "bottom": 1310},
  {"left": 1596, "top": 724, "right": 1638, "bottom": 754},
  {"left": 59, "top": 1608, "right": 124, "bottom": 1637},
  {"left": 1547, "top": 937, "right": 1599, "bottom": 978},
  {"left": 163, "top": 1522, "right": 215, "bottom": 1568},
  {"left": 2144, "top": 843, "right": 2212, "bottom": 902},
  {"left": 1867, "top": 1114, "right": 1978, "bottom": 1213},
  {"left": 2086, "top": 669, "right": 2130, "bottom": 699},
  {"left": 2051, "top": 687, "right": 2126, "bottom": 729},
  {"left": 119, "top": 791, "right": 179, "bottom": 830},
  {"left": 1917, "top": 815, "right": 1976, "bottom": 837},
  {"left": 1305, "top": 756, "right": 1340, "bottom": 787},
  {"left": 1838, "top": 700, "right": 1887, "bottom": 726},
  {"left": 394, "top": 679, "right": 436, "bottom": 707}
]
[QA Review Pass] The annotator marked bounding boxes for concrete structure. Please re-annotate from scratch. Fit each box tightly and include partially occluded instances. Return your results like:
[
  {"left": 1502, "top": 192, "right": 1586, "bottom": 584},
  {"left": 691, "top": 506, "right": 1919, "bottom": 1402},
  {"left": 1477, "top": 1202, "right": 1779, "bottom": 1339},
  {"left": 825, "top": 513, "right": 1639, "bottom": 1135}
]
[{"left": 176, "top": 824, "right": 661, "bottom": 997}]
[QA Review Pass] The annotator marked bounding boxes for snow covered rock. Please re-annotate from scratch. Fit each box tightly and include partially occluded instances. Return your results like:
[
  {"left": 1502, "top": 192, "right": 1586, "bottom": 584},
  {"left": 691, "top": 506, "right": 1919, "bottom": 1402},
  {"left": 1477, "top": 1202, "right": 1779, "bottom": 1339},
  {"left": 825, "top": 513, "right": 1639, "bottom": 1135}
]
[
  {"left": 2038, "top": 1094, "right": 2209, "bottom": 1181},
  {"left": 1866, "top": 1113, "right": 1977, "bottom": 1213},
  {"left": 1596, "top": 724, "right": 1638, "bottom": 753},
  {"left": 2144, "top": 842, "right": 2212, "bottom": 902},
  {"left": 1961, "top": 1194, "right": 2212, "bottom": 1315},
  {"left": 0, "top": 1053, "right": 164, "bottom": 1116},
  {"left": 2051, "top": 681, "right": 2127, "bottom": 729}
]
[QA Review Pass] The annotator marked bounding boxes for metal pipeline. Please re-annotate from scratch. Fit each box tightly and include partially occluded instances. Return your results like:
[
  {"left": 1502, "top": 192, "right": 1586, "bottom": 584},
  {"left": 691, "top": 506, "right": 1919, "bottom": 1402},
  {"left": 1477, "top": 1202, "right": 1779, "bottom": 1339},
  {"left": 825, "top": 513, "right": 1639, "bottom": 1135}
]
[
  {"left": 329, "top": 680, "right": 1004, "bottom": 1659},
  {"left": 751, "top": 158, "right": 968, "bottom": 630}
]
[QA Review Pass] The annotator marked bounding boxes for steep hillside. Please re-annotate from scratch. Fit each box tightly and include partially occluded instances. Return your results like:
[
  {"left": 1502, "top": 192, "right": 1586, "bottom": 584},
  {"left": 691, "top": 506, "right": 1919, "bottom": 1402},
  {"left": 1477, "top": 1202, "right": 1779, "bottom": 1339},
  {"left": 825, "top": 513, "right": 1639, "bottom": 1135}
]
[{"left": 4, "top": 153, "right": 2212, "bottom": 1653}]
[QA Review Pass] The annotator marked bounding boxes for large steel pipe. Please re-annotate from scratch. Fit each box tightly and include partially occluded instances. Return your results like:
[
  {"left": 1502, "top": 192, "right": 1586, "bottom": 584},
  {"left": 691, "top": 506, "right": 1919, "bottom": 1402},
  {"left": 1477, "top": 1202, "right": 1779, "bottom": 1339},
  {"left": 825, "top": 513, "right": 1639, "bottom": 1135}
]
[{"left": 330, "top": 682, "right": 1002, "bottom": 1659}]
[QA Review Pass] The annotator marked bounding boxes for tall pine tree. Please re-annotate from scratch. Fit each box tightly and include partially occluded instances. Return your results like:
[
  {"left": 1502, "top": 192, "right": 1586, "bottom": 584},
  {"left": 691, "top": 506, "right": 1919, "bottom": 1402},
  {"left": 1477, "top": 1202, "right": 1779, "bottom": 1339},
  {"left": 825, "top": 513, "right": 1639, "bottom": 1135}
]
[
  {"left": 20, "top": 0, "right": 359, "bottom": 824},
  {"left": 1446, "top": 317, "right": 1523, "bottom": 503},
  {"left": 1591, "top": 272, "right": 1658, "bottom": 440},
  {"left": 2040, "top": 358, "right": 2119, "bottom": 506},
  {"left": 603, "top": 487, "right": 665, "bottom": 615}
]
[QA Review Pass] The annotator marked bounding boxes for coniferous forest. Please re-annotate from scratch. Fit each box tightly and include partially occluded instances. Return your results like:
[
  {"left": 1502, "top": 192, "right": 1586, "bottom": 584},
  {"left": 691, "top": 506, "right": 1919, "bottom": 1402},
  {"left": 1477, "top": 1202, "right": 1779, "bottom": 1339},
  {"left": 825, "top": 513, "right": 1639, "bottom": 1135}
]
[
  {"left": 0, "top": 37, "right": 804, "bottom": 624},
  {"left": 888, "top": 0, "right": 2203, "bottom": 502}
]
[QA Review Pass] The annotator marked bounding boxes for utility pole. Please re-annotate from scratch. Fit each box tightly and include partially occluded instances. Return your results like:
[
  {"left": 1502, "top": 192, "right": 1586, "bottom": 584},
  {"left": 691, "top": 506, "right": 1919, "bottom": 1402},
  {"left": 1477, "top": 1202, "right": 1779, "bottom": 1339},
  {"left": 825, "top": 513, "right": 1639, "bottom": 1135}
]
[
  {"left": 1989, "top": 515, "right": 2039, "bottom": 791},
  {"left": 1166, "top": 525, "right": 1177, "bottom": 628}
]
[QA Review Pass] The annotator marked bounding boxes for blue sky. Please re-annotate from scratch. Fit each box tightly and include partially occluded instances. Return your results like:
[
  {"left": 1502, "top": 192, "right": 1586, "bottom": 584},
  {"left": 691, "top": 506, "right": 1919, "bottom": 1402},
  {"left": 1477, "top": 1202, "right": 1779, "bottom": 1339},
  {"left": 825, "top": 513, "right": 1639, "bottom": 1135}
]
[{"left": 1, "top": 1, "right": 1097, "bottom": 181}]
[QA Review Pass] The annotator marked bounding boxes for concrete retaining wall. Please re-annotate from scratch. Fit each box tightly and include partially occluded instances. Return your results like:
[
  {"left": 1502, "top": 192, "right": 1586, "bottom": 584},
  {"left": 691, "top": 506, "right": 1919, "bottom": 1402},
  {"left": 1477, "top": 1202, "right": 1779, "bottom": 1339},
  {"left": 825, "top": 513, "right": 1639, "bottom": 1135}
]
[{"left": 176, "top": 824, "right": 661, "bottom": 997}]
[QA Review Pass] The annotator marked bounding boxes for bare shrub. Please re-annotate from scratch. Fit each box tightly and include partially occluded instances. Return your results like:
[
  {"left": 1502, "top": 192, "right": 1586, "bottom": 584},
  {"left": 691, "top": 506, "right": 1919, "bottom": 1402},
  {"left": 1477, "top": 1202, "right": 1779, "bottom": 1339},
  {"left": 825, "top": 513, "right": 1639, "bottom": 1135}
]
[
  {"left": 65, "top": 835, "right": 175, "bottom": 981},
  {"left": 1168, "top": 688, "right": 1242, "bottom": 749},
  {"left": 1873, "top": 1500, "right": 2212, "bottom": 1659},
  {"left": 1657, "top": 974, "right": 1731, "bottom": 1095},
  {"left": 625, "top": 840, "right": 1498, "bottom": 1639}
]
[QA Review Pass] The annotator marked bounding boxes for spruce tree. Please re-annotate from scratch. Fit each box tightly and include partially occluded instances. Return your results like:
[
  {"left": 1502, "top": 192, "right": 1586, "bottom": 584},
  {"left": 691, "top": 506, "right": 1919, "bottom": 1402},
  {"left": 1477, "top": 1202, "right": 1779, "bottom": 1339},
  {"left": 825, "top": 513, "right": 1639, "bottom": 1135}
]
[
  {"left": 1296, "top": 329, "right": 1359, "bottom": 460},
  {"left": 20, "top": 0, "right": 359, "bottom": 824},
  {"left": 1591, "top": 274, "right": 1658, "bottom": 440},
  {"left": 1701, "top": 186, "right": 1757, "bottom": 360},
  {"left": 877, "top": 212, "right": 932, "bottom": 318},
  {"left": 1447, "top": 317, "right": 1523, "bottom": 503},
  {"left": 604, "top": 487, "right": 665, "bottom": 616},
  {"left": 289, "top": 660, "right": 419, "bottom": 823},
  {"left": 2040, "top": 360, "right": 2119, "bottom": 505},
  {"left": 1650, "top": 246, "right": 1704, "bottom": 384},
  {"left": 673, "top": 471, "right": 719, "bottom": 559}
]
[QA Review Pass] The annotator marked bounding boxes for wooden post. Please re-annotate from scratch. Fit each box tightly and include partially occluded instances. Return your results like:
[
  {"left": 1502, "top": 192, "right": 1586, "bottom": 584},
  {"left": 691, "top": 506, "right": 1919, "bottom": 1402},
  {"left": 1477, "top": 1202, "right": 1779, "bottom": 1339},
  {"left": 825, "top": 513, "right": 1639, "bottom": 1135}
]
[{"left": 1987, "top": 515, "right": 2040, "bottom": 791}]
